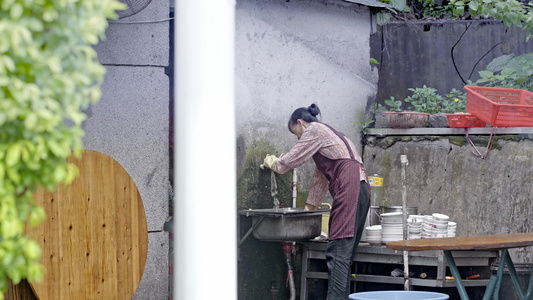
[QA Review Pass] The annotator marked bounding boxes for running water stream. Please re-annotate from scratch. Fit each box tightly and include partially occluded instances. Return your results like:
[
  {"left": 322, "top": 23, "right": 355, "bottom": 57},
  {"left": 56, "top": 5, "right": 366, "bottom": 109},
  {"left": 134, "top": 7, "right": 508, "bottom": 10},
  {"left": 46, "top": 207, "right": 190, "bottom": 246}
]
[{"left": 271, "top": 170, "right": 280, "bottom": 209}]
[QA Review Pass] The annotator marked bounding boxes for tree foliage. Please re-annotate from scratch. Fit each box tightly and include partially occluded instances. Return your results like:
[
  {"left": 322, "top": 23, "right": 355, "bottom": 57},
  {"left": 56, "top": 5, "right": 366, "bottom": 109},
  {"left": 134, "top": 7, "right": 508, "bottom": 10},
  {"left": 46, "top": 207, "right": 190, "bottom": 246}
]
[{"left": 0, "top": 0, "right": 125, "bottom": 296}]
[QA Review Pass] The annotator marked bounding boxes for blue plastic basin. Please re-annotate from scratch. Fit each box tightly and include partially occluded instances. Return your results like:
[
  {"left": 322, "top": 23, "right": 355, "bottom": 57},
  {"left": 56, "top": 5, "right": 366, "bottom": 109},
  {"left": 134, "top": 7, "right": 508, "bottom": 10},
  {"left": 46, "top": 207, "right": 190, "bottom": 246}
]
[{"left": 349, "top": 291, "right": 449, "bottom": 300}]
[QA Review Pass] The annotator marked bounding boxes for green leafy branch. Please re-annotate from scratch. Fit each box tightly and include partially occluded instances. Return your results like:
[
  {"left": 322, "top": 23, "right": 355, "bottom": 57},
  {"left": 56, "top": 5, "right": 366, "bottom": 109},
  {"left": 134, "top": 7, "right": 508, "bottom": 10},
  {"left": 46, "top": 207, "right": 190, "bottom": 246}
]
[{"left": 0, "top": 0, "right": 125, "bottom": 296}]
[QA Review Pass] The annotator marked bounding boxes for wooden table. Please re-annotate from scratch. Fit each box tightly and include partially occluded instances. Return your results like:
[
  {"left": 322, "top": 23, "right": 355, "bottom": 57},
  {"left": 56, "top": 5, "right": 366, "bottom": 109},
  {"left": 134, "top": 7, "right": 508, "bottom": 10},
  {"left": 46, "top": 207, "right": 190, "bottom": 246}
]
[
  {"left": 28, "top": 150, "right": 148, "bottom": 300},
  {"left": 387, "top": 233, "right": 533, "bottom": 300}
]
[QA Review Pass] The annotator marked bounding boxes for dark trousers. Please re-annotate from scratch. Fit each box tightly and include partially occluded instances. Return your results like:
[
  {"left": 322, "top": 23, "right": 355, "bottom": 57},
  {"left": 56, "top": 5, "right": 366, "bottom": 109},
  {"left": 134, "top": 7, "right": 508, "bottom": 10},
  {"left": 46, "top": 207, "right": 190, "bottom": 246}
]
[{"left": 325, "top": 181, "right": 370, "bottom": 300}]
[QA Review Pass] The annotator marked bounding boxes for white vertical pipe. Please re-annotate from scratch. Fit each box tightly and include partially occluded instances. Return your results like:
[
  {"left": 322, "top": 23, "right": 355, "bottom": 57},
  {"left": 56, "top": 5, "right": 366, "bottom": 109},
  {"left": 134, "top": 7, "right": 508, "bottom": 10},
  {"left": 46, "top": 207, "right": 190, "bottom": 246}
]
[
  {"left": 292, "top": 169, "right": 297, "bottom": 208},
  {"left": 400, "top": 154, "right": 409, "bottom": 291},
  {"left": 174, "top": 0, "right": 236, "bottom": 299}
]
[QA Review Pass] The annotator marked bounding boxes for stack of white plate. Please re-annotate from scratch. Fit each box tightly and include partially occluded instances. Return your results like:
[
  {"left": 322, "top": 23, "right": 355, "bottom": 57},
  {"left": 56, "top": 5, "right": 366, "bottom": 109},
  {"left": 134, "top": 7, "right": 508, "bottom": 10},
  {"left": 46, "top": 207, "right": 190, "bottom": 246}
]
[
  {"left": 380, "top": 212, "right": 404, "bottom": 243},
  {"left": 422, "top": 213, "right": 449, "bottom": 238},
  {"left": 365, "top": 225, "right": 382, "bottom": 245},
  {"left": 447, "top": 221, "right": 456, "bottom": 237},
  {"left": 407, "top": 216, "right": 423, "bottom": 239}
]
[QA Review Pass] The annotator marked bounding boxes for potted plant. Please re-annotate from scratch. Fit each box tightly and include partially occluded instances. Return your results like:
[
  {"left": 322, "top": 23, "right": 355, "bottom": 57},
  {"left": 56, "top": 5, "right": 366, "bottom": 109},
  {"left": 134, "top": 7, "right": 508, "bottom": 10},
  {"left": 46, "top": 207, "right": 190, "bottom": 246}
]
[
  {"left": 377, "top": 86, "right": 483, "bottom": 128},
  {"left": 380, "top": 98, "right": 430, "bottom": 129}
]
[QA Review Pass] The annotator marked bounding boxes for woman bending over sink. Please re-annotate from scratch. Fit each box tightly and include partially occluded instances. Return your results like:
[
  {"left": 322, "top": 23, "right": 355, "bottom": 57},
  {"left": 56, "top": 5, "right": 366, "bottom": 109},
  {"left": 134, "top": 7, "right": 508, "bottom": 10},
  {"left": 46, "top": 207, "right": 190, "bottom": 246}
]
[{"left": 263, "top": 103, "right": 370, "bottom": 300}]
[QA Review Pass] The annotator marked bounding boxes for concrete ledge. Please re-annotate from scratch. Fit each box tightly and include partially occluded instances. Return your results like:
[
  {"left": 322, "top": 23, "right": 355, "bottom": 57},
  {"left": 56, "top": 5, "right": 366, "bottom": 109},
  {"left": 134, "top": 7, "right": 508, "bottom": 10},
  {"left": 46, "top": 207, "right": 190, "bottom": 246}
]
[{"left": 367, "top": 127, "right": 533, "bottom": 136}]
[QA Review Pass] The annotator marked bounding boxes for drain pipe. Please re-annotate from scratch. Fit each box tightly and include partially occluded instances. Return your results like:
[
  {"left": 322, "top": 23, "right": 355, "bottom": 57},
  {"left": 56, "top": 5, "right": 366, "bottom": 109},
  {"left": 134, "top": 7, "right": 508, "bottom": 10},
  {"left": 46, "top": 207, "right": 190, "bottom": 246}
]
[{"left": 283, "top": 242, "right": 296, "bottom": 300}]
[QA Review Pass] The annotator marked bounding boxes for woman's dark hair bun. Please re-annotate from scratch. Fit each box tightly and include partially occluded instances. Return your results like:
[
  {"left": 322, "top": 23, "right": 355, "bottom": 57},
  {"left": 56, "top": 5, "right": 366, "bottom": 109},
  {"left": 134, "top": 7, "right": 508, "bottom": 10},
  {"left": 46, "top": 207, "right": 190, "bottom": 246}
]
[{"left": 307, "top": 104, "right": 320, "bottom": 117}]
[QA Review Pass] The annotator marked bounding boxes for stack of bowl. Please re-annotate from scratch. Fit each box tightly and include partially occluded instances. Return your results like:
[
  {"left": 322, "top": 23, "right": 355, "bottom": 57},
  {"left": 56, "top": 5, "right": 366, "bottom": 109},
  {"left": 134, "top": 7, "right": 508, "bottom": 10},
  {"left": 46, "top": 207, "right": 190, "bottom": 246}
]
[
  {"left": 407, "top": 216, "right": 423, "bottom": 239},
  {"left": 365, "top": 225, "right": 382, "bottom": 245},
  {"left": 447, "top": 221, "right": 456, "bottom": 237},
  {"left": 422, "top": 213, "right": 449, "bottom": 238},
  {"left": 380, "top": 212, "right": 404, "bottom": 243}
]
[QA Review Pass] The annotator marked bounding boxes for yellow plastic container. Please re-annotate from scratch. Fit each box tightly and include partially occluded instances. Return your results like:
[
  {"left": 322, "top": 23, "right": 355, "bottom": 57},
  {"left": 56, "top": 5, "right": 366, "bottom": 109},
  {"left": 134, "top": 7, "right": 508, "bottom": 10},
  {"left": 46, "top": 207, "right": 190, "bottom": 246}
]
[{"left": 320, "top": 203, "right": 332, "bottom": 234}]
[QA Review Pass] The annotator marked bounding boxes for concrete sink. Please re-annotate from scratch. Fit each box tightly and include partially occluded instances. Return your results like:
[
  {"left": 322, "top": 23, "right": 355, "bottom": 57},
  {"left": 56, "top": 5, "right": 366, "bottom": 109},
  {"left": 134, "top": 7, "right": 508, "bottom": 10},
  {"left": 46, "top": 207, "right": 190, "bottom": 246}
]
[{"left": 239, "top": 207, "right": 329, "bottom": 242}]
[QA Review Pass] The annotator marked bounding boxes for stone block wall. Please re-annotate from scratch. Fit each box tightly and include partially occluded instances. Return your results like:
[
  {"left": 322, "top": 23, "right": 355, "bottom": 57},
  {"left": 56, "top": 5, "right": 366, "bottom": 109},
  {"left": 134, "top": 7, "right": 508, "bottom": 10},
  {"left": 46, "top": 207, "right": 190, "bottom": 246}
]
[
  {"left": 363, "top": 133, "right": 533, "bottom": 263},
  {"left": 85, "top": 1, "right": 171, "bottom": 299}
]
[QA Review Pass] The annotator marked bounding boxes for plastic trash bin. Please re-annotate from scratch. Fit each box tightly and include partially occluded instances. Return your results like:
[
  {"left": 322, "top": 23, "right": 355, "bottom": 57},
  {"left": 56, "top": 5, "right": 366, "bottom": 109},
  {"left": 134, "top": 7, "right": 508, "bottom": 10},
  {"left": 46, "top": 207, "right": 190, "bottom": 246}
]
[{"left": 349, "top": 291, "right": 449, "bottom": 300}]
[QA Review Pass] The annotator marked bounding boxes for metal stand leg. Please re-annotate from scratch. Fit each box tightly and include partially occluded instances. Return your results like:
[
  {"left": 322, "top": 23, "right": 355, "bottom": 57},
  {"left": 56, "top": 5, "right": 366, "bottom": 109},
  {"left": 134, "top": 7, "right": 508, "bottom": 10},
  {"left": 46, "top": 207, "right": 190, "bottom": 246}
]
[
  {"left": 503, "top": 250, "right": 525, "bottom": 299},
  {"left": 483, "top": 275, "right": 498, "bottom": 300},
  {"left": 444, "top": 251, "right": 469, "bottom": 300},
  {"left": 300, "top": 244, "right": 309, "bottom": 300},
  {"left": 522, "top": 264, "right": 533, "bottom": 300},
  {"left": 484, "top": 249, "right": 506, "bottom": 300}
]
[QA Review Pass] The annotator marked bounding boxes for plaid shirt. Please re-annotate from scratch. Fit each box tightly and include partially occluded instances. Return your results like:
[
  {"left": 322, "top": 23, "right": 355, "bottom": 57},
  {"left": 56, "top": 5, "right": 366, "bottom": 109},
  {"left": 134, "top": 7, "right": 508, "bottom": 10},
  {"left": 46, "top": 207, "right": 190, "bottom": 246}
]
[{"left": 276, "top": 122, "right": 367, "bottom": 207}]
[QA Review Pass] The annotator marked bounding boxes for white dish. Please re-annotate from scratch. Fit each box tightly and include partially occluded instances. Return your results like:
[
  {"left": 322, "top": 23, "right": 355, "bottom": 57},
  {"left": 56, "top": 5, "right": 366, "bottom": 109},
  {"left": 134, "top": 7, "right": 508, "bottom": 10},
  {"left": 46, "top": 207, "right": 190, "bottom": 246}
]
[
  {"left": 365, "top": 225, "right": 382, "bottom": 231},
  {"left": 431, "top": 219, "right": 449, "bottom": 225},
  {"left": 366, "top": 232, "right": 382, "bottom": 237},
  {"left": 382, "top": 224, "right": 403, "bottom": 228},
  {"left": 428, "top": 222, "right": 448, "bottom": 230},
  {"left": 432, "top": 213, "right": 450, "bottom": 221},
  {"left": 381, "top": 237, "right": 403, "bottom": 243},
  {"left": 381, "top": 212, "right": 403, "bottom": 217}
]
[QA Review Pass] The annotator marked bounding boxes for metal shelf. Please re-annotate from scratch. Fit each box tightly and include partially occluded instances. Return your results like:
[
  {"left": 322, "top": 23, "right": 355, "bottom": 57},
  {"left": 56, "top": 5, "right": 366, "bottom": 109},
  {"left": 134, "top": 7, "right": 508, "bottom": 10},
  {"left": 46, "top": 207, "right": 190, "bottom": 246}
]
[{"left": 298, "top": 242, "right": 498, "bottom": 300}]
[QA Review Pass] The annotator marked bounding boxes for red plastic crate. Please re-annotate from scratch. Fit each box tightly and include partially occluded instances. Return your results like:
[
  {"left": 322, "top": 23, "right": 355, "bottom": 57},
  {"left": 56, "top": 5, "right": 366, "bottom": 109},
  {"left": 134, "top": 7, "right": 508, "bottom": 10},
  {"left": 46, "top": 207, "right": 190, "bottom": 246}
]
[
  {"left": 465, "top": 86, "right": 533, "bottom": 127},
  {"left": 446, "top": 113, "right": 486, "bottom": 128}
]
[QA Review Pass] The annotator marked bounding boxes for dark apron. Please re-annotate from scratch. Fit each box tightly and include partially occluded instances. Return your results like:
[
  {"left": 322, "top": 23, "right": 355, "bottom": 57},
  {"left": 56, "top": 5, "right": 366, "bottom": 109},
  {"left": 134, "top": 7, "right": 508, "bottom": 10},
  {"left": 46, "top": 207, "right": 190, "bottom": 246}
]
[{"left": 312, "top": 124, "right": 363, "bottom": 240}]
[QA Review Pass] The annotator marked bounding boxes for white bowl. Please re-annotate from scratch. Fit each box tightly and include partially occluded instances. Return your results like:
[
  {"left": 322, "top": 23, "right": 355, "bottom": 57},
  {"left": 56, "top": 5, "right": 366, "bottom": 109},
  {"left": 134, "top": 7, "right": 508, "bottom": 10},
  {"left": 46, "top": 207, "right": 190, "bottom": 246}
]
[
  {"left": 366, "top": 233, "right": 382, "bottom": 238},
  {"left": 366, "top": 225, "right": 382, "bottom": 231},
  {"left": 431, "top": 218, "right": 449, "bottom": 224},
  {"left": 422, "top": 223, "right": 433, "bottom": 231},
  {"left": 381, "top": 237, "right": 403, "bottom": 244},
  {"left": 366, "top": 238, "right": 382, "bottom": 243},
  {"left": 382, "top": 234, "right": 403, "bottom": 238},
  {"left": 409, "top": 214, "right": 425, "bottom": 220},
  {"left": 382, "top": 230, "right": 403, "bottom": 234},
  {"left": 382, "top": 223, "right": 403, "bottom": 228},
  {"left": 381, "top": 212, "right": 403, "bottom": 222},
  {"left": 432, "top": 213, "right": 450, "bottom": 221},
  {"left": 428, "top": 222, "right": 448, "bottom": 230},
  {"left": 381, "top": 212, "right": 403, "bottom": 217}
]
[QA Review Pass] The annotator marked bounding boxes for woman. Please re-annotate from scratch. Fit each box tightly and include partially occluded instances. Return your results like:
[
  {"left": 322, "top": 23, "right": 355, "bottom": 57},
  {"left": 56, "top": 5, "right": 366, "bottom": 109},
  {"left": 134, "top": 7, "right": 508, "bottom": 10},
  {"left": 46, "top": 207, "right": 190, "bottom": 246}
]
[{"left": 263, "top": 104, "right": 370, "bottom": 300}]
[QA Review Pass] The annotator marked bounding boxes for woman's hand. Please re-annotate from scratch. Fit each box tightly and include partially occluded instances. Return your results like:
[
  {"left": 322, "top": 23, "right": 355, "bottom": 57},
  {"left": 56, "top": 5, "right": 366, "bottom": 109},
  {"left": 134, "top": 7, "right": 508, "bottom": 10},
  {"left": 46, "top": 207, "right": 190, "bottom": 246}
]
[
  {"left": 263, "top": 154, "right": 279, "bottom": 172},
  {"left": 304, "top": 204, "right": 316, "bottom": 211}
]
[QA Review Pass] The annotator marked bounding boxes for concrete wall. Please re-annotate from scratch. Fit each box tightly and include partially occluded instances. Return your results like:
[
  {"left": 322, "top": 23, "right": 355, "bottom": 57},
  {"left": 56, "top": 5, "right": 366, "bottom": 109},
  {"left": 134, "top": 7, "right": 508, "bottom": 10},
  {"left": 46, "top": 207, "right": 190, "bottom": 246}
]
[
  {"left": 236, "top": 0, "right": 378, "bottom": 192},
  {"left": 363, "top": 134, "right": 533, "bottom": 263},
  {"left": 236, "top": 0, "right": 378, "bottom": 298},
  {"left": 86, "top": 2, "right": 170, "bottom": 299}
]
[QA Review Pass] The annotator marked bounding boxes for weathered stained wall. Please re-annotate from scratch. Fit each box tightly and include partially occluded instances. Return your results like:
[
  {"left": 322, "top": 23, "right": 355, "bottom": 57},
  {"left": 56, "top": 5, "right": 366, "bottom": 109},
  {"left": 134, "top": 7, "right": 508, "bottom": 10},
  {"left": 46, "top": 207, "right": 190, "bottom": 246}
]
[
  {"left": 236, "top": 0, "right": 378, "bottom": 298},
  {"left": 236, "top": 0, "right": 377, "bottom": 191},
  {"left": 371, "top": 19, "right": 533, "bottom": 104},
  {"left": 363, "top": 134, "right": 533, "bottom": 263}
]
